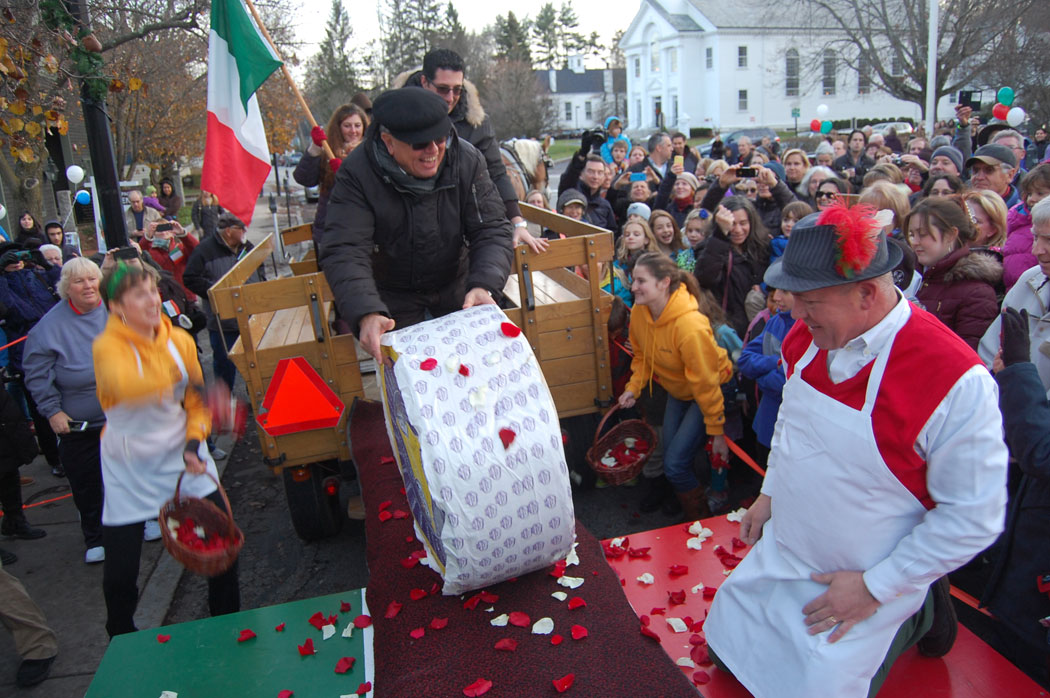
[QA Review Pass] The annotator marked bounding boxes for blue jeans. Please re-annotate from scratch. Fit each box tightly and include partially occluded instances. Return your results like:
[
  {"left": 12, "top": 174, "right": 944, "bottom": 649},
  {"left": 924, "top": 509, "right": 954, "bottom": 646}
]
[
  {"left": 208, "top": 328, "right": 239, "bottom": 391},
  {"left": 662, "top": 396, "right": 707, "bottom": 492}
]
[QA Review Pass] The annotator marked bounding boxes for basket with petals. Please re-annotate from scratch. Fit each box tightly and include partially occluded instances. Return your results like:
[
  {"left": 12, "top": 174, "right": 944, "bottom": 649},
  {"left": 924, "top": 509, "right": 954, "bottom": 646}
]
[
  {"left": 160, "top": 472, "right": 243, "bottom": 577},
  {"left": 585, "top": 404, "right": 657, "bottom": 485}
]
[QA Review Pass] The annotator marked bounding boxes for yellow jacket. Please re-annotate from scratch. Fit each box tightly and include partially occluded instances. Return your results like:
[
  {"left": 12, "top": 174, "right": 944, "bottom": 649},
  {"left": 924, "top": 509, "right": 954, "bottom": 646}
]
[
  {"left": 93, "top": 314, "right": 210, "bottom": 444},
  {"left": 625, "top": 285, "right": 731, "bottom": 435}
]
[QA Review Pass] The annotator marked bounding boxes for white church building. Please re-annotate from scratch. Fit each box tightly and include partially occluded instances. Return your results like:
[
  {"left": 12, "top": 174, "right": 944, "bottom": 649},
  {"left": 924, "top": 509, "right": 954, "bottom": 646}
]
[{"left": 619, "top": 0, "right": 956, "bottom": 134}]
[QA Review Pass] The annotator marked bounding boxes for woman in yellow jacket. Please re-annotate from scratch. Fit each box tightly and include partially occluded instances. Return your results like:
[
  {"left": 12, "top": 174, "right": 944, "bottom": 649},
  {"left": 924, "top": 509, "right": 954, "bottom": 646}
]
[
  {"left": 93, "top": 262, "right": 239, "bottom": 636},
  {"left": 619, "top": 252, "right": 732, "bottom": 518}
]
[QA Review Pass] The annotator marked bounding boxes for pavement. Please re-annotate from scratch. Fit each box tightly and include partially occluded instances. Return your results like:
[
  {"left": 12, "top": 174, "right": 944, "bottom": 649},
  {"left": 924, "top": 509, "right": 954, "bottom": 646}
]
[{"left": 0, "top": 168, "right": 307, "bottom": 696}]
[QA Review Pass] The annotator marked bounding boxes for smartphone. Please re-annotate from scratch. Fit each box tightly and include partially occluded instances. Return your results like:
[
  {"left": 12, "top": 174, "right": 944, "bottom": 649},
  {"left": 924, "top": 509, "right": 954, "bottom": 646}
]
[
  {"left": 156, "top": 222, "right": 174, "bottom": 233},
  {"left": 629, "top": 172, "right": 646, "bottom": 182},
  {"left": 736, "top": 167, "right": 758, "bottom": 178},
  {"left": 674, "top": 155, "right": 684, "bottom": 168},
  {"left": 114, "top": 247, "right": 140, "bottom": 260},
  {"left": 67, "top": 419, "right": 88, "bottom": 431},
  {"left": 958, "top": 90, "right": 982, "bottom": 111}
]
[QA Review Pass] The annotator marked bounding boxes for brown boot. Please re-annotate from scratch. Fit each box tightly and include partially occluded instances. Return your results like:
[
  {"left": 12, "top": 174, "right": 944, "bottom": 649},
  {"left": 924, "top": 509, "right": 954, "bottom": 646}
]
[{"left": 675, "top": 486, "right": 709, "bottom": 522}]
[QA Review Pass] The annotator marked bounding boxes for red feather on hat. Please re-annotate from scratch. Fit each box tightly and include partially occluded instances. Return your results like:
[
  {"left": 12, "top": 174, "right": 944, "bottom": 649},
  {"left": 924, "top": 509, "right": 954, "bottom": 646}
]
[{"left": 816, "top": 200, "right": 882, "bottom": 278}]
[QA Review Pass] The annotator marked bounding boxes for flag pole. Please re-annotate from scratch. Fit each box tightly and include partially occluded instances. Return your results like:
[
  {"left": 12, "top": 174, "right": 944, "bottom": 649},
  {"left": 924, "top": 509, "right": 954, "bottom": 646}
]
[{"left": 241, "top": 0, "right": 335, "bottom": 161}]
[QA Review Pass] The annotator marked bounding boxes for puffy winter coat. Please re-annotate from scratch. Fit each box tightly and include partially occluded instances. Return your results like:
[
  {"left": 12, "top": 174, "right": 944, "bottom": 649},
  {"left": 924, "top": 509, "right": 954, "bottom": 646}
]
[
  {"left": 1003, "top": 202, "right": 1037, "bottom": 291},
  {"left": 320, "top": 128, "right": 513, "bottom": 337},
  {"left": 916, "top": 246, "right": 1002, "bottom": 350},
  {"left": 0, "top": 263, "right": 60, "bottom": 370},
  {"left": 694, "top": 233, "right": 769, "bottom": 339}
]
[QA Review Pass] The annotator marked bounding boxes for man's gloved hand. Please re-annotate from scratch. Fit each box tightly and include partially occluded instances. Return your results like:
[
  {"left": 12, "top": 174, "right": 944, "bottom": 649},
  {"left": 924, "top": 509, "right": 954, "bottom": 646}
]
[
  {"left": 0, "top": 250, "right": 20, "bottom": 268},
  {"left": 1001, "top": 307, "right": 1031, "bottom": 367},
  {"left": 311, "top": 125, "right": 327, "bottom": 147},
  {"left": 578, "top": 130, "right": 593, "bottom": 156},
  {"left": 328, "top": 157, "right": 342, "bottom": 174}
]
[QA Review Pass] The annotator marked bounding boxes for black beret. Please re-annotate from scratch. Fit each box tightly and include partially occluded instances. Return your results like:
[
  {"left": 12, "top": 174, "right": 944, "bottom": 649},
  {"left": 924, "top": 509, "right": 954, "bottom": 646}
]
[{"left": 372, "top": 88, "right": 452, "bottom": 145}]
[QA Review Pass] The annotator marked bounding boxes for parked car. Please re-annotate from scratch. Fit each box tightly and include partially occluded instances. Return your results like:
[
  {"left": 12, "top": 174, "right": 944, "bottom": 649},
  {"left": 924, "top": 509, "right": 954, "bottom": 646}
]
[
  {"left": 698, "top": 127, "right": 780, "bottom": 159},
  {"left": 870, "top": 121, "right": 914, "bottom": 137}
]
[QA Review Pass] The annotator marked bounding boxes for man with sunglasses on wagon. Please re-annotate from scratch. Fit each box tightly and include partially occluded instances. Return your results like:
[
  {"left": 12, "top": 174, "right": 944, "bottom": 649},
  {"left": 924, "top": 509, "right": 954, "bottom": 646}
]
[{"left": 321, "top": 87, "right": 513, "bottom": 361}]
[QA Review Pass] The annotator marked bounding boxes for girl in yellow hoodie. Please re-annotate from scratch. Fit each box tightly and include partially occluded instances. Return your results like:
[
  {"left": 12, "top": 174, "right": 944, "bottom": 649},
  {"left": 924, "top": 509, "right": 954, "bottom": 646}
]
[
  {"left": 619, "top": 252, "right": 732, "bottom": 518},
  {"left": 93, "top": 262, "right": 239, "bottom": 636}
]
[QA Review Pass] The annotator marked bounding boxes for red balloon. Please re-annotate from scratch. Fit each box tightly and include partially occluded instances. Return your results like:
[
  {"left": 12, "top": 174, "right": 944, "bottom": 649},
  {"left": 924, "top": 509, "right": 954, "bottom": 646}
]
[
  {"left": 992, "top": 102, "right": 1010, "bottom": 121},
  {"left": 810, "top": 119, "right": 821, "bottom": 132}
]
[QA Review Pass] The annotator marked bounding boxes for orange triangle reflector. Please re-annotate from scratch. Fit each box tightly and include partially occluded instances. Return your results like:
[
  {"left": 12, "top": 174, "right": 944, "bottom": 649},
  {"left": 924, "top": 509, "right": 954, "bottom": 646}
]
[{"left": 258, "top": 357, "right": 344, "bottom": 436}]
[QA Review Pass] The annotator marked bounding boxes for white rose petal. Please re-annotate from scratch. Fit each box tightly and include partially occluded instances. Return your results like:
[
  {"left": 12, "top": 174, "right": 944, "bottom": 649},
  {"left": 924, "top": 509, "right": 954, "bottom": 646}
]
[
  {"left": 490, "top": 613, "right": 509, "bottom": 627},
  {"left": 484, "top": 607, "right": 495, "bottom": 613},
  {"left": 322, "top": 624, "right": 335, "bottom": 640},
  {"left": 564, "top": 543, "right": 580, "bottom": 567},
  {"left": 160, "top": 692, "right": 178, "bottom": 698},
  {"left": 691, "top": 582, "right": 706, "bottom": 594},
  {"left": 686, "top": 537, "right": 705, "bottom": 551},
  {"left": 557, "top": 575, "right": 585, "bottom": 589},
  {"left": 636, "top": 573, "right": 655, "bottom": 585},
  {"left": 194, "top": 525, "right": 206, "bottom": 539},
  {"left": 611, "top": 537, "right": 627, "bottom": 548},
  {"left": 551, "top": 591, "right": 568, "bottom": 601},
  {"left": 676, "top": 657, "right": 695, "bottom": 668},
  {"left": 601, "top": 456, "right": 617, "bottom": 467},
  {"left": 531, "top": 617, "right": 555, "bottom": 635},
  {"left": 468, "top": 386, "right": 488, "bottom": 409},
  {"left": 445, "top": 356, "right": 460, "bottom": 372},
  {"left": 624, "top": 437, "right": 637, "bottom": 448},
  {"left": 724, "top": 568, "right": 733, "bottom": 576},
  {"left": 341, "top": 622, "right": 354, "bottom": 638},
  {"left": 666, "top": 617, "right": 688, "bottom": 633},
  {"left": 483, "top": 350, "right": 501, "bottom": 366},
  {"left": 726, "top": 507, "right": 748, "bottom": 523},
  {"left": 166, "top": 518, "right": 179, "bottom": 531}
]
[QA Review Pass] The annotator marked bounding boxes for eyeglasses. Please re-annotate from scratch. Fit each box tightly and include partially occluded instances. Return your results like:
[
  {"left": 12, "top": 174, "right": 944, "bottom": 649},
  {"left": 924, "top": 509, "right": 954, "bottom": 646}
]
[
  {"left": 411, "top": 137, "right": 446, "bottom": 151},
  {"left": 737, "top": 186, "right": 757, "bottom": 194},
  {"left": 431, "top": 84, "right": 463, "bottom": 97},
  {"left": 815, "top": 191, "right": 838, "bottom": 199}
]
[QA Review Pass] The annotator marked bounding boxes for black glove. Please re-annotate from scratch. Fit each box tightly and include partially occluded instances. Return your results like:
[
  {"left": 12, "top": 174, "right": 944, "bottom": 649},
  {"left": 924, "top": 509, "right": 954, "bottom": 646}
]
[
  {"left": 1001, "top": 307, "right": 1031, "bottom": 367},
  {"left": 0, "top": 250, "right": 20, "bottom": 268},
  {"left": 578, "top": 130, "right": 593, "bottom": 156},
  {"left": 28, "top": 249, "right": 48, "bottom": 268},
  {"left": 589, "top": 130, "right": 606, "bottom": 151}
]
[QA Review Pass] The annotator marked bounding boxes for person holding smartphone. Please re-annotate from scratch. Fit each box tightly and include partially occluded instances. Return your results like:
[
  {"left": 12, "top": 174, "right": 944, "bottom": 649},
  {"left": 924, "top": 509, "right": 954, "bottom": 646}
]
[
  {"left": 23, "top": 258, "right": 109, "bottom": 562},
  {"left": 140, "top": 219, "right": 199, "bottom": 302}
]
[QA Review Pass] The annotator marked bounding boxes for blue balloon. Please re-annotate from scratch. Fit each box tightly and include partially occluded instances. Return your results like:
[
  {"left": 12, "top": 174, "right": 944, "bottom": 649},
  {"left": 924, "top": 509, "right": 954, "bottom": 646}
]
[{"left": 75, "top": 190, "right": 91, "bottom": 205}]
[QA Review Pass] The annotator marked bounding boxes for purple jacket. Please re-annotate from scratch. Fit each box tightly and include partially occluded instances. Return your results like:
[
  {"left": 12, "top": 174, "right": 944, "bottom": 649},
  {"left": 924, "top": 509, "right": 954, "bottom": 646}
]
[{"left": 1003, "top": 203, "right": 1036, "bottom": 291}]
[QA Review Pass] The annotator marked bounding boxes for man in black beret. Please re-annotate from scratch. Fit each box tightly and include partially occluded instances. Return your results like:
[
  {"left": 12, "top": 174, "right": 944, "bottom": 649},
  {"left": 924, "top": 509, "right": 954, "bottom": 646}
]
[{"left": 321, "top": 87, "right": 513, "bottom": 360}]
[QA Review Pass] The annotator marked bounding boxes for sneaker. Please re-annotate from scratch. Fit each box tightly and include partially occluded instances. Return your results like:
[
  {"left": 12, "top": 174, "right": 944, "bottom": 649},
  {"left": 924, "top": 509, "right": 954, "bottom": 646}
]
[
  {"left": 917, "top": 576, "right": 958, "bottom": 657},
  {"left": 210, "top": 446, "right": 228, "bottom": 460},
  {"left": 84, "top": 546, "right": 105, "bottom": 564},
  {"left": 1, "top": 519, "right": 47, "bottom": 540},
  {"left": 51, "top": 464, "right": 66, "bottom": 478},
  {"left": 16, "top": 655, "right": 56, "bottom": 688},
  {"left": 143, "top": 519, "right": 162, "bottom": 542},
  {"left": 0, "top": 547, "right": 16, "bottom": 565}
]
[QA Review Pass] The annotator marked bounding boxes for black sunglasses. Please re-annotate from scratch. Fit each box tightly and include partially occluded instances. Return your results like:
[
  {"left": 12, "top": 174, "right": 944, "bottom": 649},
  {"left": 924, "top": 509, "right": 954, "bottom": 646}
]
[
  {"left": 431, "top": 84, "right": 463, "bottom": 97},
  {"left": 411, "top": 137, "right": 446, "bottom": 151},
  {"left": 815, "top": 191, "right": 838, "bottom": 199}
]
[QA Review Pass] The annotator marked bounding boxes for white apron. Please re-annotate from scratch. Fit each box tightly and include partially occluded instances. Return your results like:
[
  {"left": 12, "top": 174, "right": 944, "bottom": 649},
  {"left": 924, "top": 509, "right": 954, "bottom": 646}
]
[
  {"left": 706, "top": 336, "right": 930, "bottom": 698},
  {"left": 100, "top": 339, "right": 218, "bottom": 526}
]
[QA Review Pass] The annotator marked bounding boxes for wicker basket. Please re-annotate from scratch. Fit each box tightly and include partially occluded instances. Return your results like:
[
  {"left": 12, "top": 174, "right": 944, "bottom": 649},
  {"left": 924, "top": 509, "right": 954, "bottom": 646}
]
[
  {"left": 160, "top": 472, "right": 243, "bottom": 577},
  {"left": 585, "top": 404, "right": 657, "bottom": 486}
]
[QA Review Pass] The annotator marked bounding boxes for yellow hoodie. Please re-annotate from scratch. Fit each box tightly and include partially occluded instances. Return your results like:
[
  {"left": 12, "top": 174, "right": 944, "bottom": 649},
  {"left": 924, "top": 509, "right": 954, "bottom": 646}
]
[
  {"left": 624, "top": 285, "right": 732, "bottom": 435},
  {"left": 93, "top": 314, "right": 211, "bottom": 444}
]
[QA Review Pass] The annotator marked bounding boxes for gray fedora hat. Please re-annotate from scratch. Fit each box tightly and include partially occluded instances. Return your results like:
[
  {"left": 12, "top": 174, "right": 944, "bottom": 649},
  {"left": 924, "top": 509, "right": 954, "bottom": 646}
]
[{"left": 764, "top": 208, "right": 902, "bottom": 292}]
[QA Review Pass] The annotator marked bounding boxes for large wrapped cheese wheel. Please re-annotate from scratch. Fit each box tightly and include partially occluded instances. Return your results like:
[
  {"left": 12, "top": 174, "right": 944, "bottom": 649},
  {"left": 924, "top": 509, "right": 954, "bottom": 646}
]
[{"left": 379, "top": 305, "right": 576, "bottom": 595}]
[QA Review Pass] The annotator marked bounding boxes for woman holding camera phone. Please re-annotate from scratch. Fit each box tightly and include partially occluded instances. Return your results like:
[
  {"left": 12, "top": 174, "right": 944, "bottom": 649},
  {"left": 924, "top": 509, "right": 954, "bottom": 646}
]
[
  {"left": 140, "top": 220, "right": 199, "bottom": 301},
  {"left": 23, "top": 258, "right": 109, "bottom": 563}
]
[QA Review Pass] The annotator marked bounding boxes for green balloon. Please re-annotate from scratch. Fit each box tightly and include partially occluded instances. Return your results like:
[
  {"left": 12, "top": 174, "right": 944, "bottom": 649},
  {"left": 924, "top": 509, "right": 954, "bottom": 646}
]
[
  {"left": 997, "top": 86, "right": 1015, "bottom": 107},
  {"left": 820, "top": 120, "right": 833, "bottom": 134}
]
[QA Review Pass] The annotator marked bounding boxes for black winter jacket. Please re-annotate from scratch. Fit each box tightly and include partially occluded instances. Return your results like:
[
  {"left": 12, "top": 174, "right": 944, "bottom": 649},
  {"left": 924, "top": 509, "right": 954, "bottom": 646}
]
[
  {"left": 321, "top": 128, "right": 513, "bottom": 336},
  {"left": 183, "top": 235, "right": 265, "bottom": 332},
  {"left": 0, "top": 384, "right": 37, "bottom": 475},
  {"left": 694, "top": 233, "right": 769, "bottom": 338},
  {"left": 557, "top": 151, "right": 618, "bottom": 232}
]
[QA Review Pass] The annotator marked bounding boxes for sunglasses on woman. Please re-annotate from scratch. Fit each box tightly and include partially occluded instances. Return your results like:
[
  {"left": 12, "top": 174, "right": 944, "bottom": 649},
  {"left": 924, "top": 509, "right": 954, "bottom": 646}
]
[
  {"left": 737, "top": 186, "right": 757, "bottom": 194},
  {"left": 815, "top": 190, "right": 838, "bottom": 199}
]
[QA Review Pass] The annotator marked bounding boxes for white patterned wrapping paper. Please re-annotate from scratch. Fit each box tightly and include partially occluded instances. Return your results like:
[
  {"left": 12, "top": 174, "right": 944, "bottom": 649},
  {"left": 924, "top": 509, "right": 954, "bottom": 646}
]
[{"left": 379, "top": 305, "right": 576, "bottom": 595}]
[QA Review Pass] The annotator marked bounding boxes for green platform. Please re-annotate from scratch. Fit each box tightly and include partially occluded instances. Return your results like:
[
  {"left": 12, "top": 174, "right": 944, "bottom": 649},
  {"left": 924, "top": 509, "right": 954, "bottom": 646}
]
[{"left": 87, "top": 589, "right": 372, "bottom": 698}]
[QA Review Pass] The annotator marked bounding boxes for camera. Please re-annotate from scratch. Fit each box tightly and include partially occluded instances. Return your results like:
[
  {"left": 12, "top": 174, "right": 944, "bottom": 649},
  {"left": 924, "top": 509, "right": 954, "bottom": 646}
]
[
  {"left": 890, "top": 155, "right": 903, "bottom": 166},
  {"left": 736, "top": 167, "right": 758, "bottom": 178}
]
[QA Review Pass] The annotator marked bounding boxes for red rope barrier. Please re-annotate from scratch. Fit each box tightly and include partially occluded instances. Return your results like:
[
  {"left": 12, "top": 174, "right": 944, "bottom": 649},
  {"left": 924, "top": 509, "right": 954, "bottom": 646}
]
[
  {"left": 0, "top": 493, "right": 73, "bottom": 520},
  {"left": 724, "top": 435, "right": 767, "bottom": 477},
  {"left": 0, "top": 335, "right": 26, "bottom": 352}
]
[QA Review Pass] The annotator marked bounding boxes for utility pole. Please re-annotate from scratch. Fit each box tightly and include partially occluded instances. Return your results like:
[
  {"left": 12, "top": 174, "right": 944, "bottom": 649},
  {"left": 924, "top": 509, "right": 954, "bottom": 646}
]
[
  {"left": 63, "top": 0, "right": 128, "bottom": 250},
  {"left": 925, "top": 0, "right": 939, "bottom": 135}
]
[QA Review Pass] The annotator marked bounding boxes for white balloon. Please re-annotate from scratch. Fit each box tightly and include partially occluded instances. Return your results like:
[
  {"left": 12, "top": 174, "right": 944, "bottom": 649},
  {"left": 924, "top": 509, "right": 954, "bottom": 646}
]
[
  {"left": 66, "top": 164, "right": 85, "bottom": 184},
  {"left": 0, "top": 204, "right": 6, "bottom": 220},
  {"left": 816, "top": 104, "right": 829, "bottom": 116},
  {"left": 1007, "top": 106, "right": 1026, "bottom": 128}
]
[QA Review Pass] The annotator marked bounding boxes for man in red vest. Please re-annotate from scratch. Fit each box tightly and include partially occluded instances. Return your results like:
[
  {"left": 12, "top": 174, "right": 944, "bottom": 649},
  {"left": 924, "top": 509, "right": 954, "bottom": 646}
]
[{"left": 705, "top": 203, "right": 1008, "bottom": 698}]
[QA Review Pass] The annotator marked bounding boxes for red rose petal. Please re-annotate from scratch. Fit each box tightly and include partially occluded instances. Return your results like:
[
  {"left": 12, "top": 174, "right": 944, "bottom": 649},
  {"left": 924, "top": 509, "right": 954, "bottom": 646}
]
[
  {"left": 650, "top": 607, "right": 666, "bottom": 615},
  {"left": 420, "top": 358, "right": 437, "bottom": 371},
  {"left": 693, "top": 670, "right": 711, "bottom": 686},
  {"left": 430, "top": 617, "right": 448, "bottom": 630},
  {"left": 298, "top": 638, "right": 315, "bottom": 656},
  {"left": 340, "top": 601, "right": 352, "bottom": 613},
  {"left": 668, "top": 590, "right": 686, "bottom": 606},
  {"left": 410, "top": 548, "right": 427, "bottom": 560},
  {"left": 463, "top": 593, "right": 483, "bottom": 611},
  {"left": 392, "top": 509, "right": 409, "bottom": 519},
  {"left": 406, "top": 535, "right": 415, "bottom": 543},
  {"left": 238, "top": 628, "right": 257, "bottom": 642},
  {"left": 494, "top": 637, "right": 518, "bottom": 651},
  {"left": 409, "top": 588, "right": 427, "bottom": 601},
  {"left": 500, "top": 322, "right": 521, "bottom": 337},
  {"left": 400, "top": 556, "right": 419, "bottom": 569},
  {"left": 691, "top": 644, "right": 712, "bottom": 666},
  {"left": 640, "top": 624, "right": 661, "bottom": 641},
  {"left": 640, "top": 614, "right": 650, "bottom": 626},
  {"left": 378, "top": 500, "right": 392, "bottom": 511},
  {"left": 459, "top": 364, "right": 471, "bottom": 376},
  {"left": 702, "top": 587, "right": 717, "bottom": 600},
  {"left": 328, "top": 614, "right": 338, "bottom": 626},
  {"left": 278, "top": 691, "right": 294, "bottom": 698},
  {"left": 384, "top": 601, "right": 402, "bottom": 619},
  {"left": 335, "top": 656, "right": 356, "bottom": 674},
  {"left": 691, "top": 620, "right": 705, "bottom": 633},
  {"left": 480, "top": 591, "right": 499, "bottom": 603},
  {"left": 553, "top": 673, "right": 576, "bottom": 693},
  {"left": 567, "top": 596, "right": 586, "bottom": 610},
  {"left": 308, "top": 611, "right": 326, "bottom": 630},
  {"left": 463, "top": 677, "right": 493, "bottom": 696},
  {"left": 669, "top": 564, "right": 689, "bottom": 577},
  {"left": 378, "top": 510, "right": 393, "bottom": 522},
  {"left": 157, "top": 634, "right": 171, "bottom": 643},
  {"left": 508, "top": 611, "right": 530, "bottom": 627},
  {"left": 550, "top": 560, "right": 566, "bottom": 578},
  {"left": 275, "top": 622, "right": 286, "bottom": 632},
  {"left": 430, "top": 583, "right": 440, "bottom": 595},
  {"left": 731, "top": 536, "right": 748, "bottom": 550},
  {"left": 627, "top": 546, "right": 651, "bottom": 558},
  {"left": 356, "top": 682, "right": 372, "bottom": 696},
  {"left": 353, "top": 614, "right": 372, "bottom": 629},
  {"left": 409, "top": 627, "right": 425, "bottom": 639},
  {"left": 380, "top": 456, "right": 395, "bottom": 464},
  {"left": 498, "top": 428, "right": 516, "bottom": 449},
  {"left": 571, "top": 624, "right": 588, "bottom": 640},
  {"left": 690, "top": 633, "right": 706, "bottom": 646},
  {"left": 550, "top": 634, "right": 564, "bottom": 645}
]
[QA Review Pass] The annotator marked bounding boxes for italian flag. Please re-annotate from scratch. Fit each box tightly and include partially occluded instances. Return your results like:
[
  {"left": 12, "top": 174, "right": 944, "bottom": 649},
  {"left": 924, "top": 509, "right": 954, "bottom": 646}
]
[{"left": 201, "top": 0, "right": 282, "bottom": 226}]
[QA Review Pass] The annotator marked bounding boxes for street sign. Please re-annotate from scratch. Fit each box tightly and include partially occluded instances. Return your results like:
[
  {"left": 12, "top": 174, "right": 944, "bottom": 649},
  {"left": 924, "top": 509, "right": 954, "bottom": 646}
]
[{"left": 791, "top": 108, "right": 801, "bottom": 118}]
